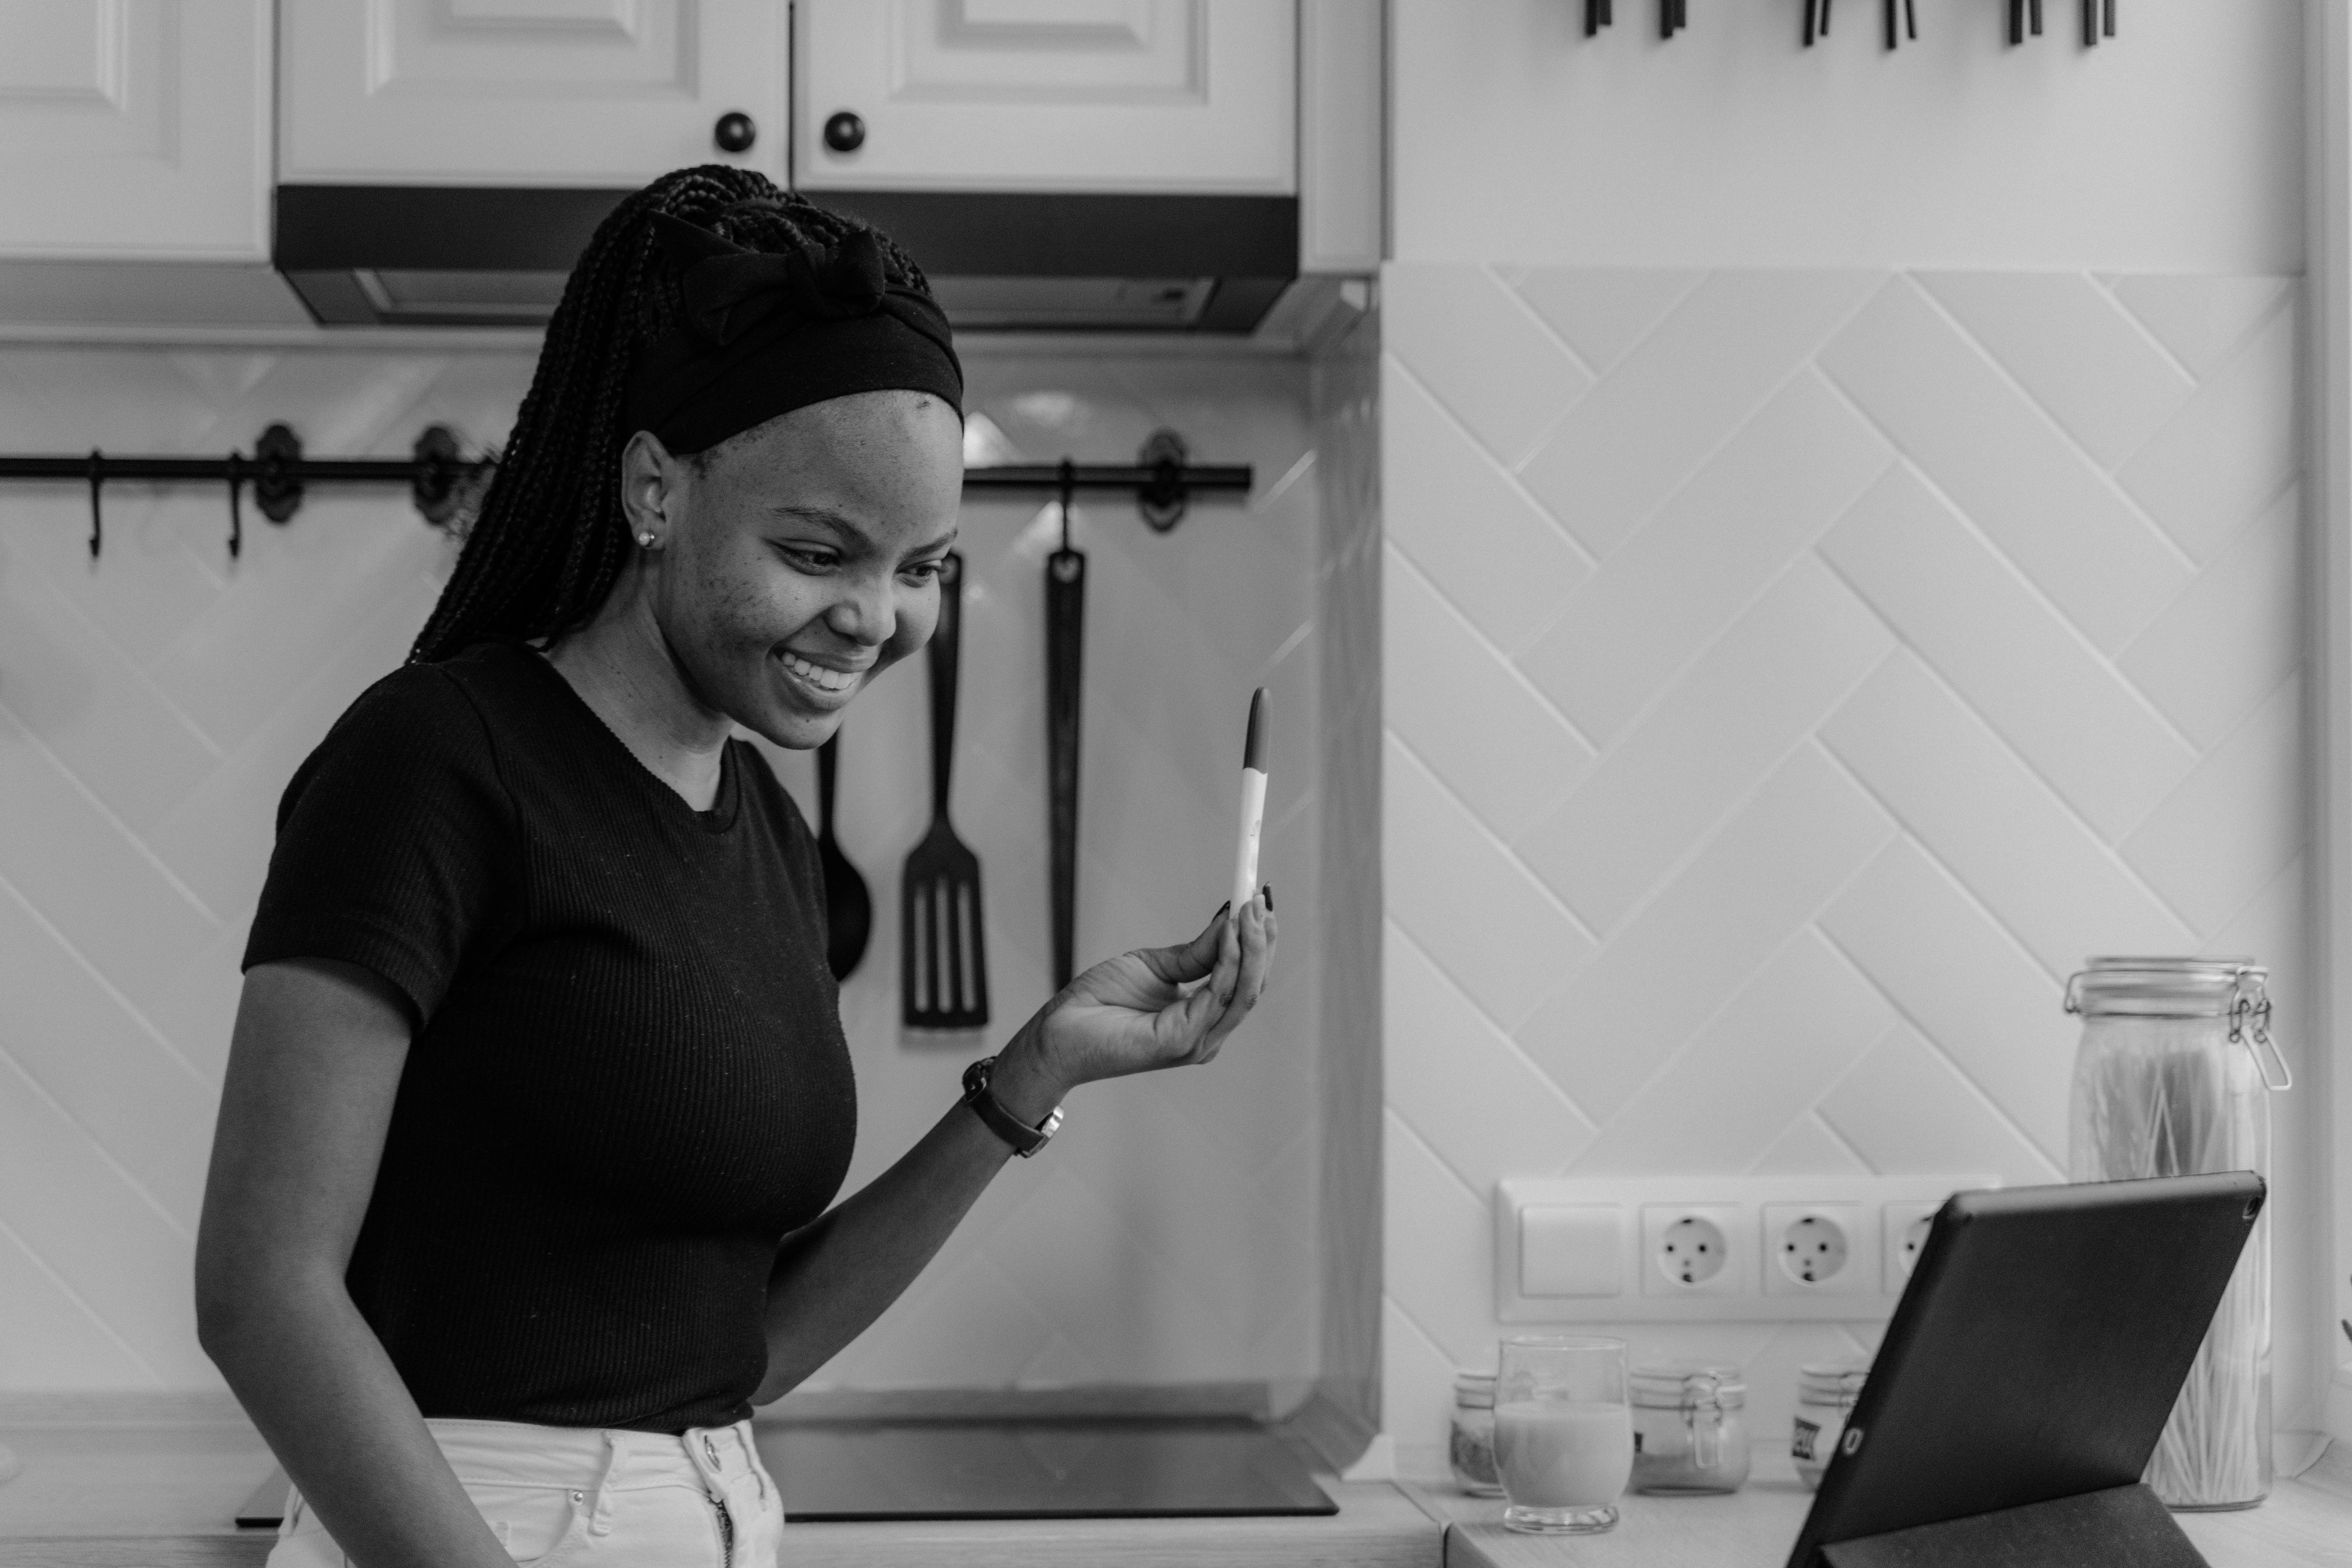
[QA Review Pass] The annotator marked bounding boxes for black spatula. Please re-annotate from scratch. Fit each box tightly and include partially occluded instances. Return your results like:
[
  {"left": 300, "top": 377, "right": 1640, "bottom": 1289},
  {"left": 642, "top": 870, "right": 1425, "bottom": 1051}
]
[
  {"left": 901, "top": 551, "right": 989, "bottom": 1030},
  {"left": 815, "top": 736, "right": 872, "bottom": 981}
]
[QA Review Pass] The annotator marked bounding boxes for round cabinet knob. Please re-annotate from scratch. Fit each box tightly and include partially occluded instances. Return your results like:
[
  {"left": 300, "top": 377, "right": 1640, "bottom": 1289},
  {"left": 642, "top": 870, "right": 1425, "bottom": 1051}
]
[
  {"left": 823, "top": 111, "right": 866, "bottom": 154},
  {"left": 713, "top": 111, "right": 756, "bottom": 154}
]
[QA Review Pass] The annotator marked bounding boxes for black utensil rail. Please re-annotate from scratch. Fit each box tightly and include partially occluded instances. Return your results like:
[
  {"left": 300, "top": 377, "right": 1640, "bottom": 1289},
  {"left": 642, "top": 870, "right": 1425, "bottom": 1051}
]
[{"left": 0, "top": 424, "right": 1254, "bottom": 562}]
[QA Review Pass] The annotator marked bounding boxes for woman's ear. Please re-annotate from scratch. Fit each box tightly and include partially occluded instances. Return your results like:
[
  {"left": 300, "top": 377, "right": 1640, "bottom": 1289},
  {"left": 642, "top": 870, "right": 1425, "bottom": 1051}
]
[{"left": 618, "top": 429, "right": 684, "bottom": 546}]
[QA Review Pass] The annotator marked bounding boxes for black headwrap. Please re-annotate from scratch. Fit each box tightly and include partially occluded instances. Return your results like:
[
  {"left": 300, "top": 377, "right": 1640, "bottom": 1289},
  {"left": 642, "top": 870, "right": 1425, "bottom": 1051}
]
[{"left": 623, "top": 207, "right": 964, "bottom": 455}]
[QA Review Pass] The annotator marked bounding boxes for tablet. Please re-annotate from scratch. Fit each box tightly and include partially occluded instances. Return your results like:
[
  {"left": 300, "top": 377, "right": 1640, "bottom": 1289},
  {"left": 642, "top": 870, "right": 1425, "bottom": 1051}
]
[{"left": 1785, "top": 1172, "right": 2263, "bottom": 1568}]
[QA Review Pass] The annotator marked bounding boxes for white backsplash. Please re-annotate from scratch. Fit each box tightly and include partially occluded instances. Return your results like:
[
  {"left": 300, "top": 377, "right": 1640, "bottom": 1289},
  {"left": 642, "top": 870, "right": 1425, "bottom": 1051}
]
[
  {"left": 1378, "top": 265, "right": 2311, "bottom": 1463},
  {"left": 0, "top": 341, "right": 1328, "bottom": 1399}
]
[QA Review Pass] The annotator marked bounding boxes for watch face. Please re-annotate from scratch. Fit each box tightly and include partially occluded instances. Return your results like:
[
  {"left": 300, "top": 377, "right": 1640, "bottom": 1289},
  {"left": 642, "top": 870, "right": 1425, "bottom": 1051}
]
[{"left": 962, "top": 1057, "right": 993, "bottom": 1097}]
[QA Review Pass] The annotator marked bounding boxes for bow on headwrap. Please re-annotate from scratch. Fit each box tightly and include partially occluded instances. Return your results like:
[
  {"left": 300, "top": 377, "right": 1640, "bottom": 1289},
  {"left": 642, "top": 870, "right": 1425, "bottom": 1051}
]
[{"left": 622, "top": 206, "right": 963, "bottom": 456}]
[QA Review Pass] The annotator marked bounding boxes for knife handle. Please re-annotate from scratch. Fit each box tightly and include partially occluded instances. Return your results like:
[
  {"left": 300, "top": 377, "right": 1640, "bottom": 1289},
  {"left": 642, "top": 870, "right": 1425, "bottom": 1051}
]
[
  {"left": 1045, "top": 548, "right": 1087, "bottom": 989},
  {"left": 818, "top": 735, "right": 840, "bottom": 837}
]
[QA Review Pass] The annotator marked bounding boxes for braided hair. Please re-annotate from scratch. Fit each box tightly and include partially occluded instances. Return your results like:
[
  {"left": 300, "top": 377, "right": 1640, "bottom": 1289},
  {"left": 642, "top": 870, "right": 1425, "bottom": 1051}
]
[{"left": 410, "top": 166, "right": 936, "bottom": 664}]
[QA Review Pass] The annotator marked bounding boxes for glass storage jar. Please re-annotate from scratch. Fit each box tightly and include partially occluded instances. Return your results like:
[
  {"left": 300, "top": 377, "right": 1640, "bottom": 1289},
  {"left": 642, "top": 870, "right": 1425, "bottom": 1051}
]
[
  {"left": 1629, "top": 1364, "right": 1748, "bottom": 1494},
  {"left": 1792, "top": 1361, "right": 1869, "bottom": 1490},
  {"left": 2067, "top": 956, "right": 2290, "bottom": 1510},
  {"left": 1450, "top": 1370, "right": 1504, "bottom": 1496}
]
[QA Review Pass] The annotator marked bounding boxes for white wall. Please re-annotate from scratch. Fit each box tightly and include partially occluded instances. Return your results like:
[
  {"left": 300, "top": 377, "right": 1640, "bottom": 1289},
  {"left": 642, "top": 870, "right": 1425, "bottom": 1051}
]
[
  {"left": 0, "top": 342, "right": 1327, "bottom": 1401},
  {"left": 1393, "top": 0, "right": 2304, "bottom": 271},
  {"left": 1379, "top": 0, "right": 2314, "bottom": 1469}
]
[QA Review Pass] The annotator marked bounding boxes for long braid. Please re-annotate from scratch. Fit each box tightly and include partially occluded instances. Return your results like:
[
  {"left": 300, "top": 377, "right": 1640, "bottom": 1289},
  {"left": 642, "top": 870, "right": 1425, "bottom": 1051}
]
[{"left": 410, "top": 167, "right": 934, "bottom": 664}]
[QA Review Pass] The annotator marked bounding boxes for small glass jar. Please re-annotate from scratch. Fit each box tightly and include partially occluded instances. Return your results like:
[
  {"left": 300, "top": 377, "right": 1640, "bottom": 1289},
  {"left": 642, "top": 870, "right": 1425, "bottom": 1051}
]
[
  {"left": 1792, "top": 1361, "right": 1869, "bottom": 1490},
  {"left": 1629, "top": 1363, "right": 1748, "bottom": 1494},
  {"left": 1450, "top": 1371, "right": 1504, "bottom": 1496}
]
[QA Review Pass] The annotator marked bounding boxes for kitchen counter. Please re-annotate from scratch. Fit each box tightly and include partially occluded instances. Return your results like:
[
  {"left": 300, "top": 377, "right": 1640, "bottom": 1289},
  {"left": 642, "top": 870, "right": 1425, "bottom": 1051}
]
[
  {"left": 0, "top": 1399, "right": 1440, "bottom": 1568},
  {"left": 1403, "top": 1446, "right": 2352, "bottom": 1568},
  {"left": 9, "top": 1400, "right": 2348, "bottom": 1568}
]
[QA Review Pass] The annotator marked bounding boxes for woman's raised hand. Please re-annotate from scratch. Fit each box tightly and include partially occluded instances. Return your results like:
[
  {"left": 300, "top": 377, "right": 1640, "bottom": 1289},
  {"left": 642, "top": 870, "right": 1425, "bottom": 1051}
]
[{"left": 990, "top": 894, "right": 1275, "bottom": 1117}]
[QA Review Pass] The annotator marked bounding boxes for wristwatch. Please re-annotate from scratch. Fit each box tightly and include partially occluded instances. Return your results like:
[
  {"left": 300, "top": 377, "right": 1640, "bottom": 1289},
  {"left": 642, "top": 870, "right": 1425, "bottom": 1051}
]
[{"left": 961, "top": 1056, "right": 1064, "bottom": 1157}]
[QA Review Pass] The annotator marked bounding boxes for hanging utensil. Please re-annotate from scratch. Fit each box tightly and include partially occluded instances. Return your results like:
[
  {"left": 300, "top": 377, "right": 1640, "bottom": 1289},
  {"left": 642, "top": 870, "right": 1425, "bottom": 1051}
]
[
  {"left": 1045, "top": 464, "right": 1086, "bottom": 991},
  {"left": 901, "top": 551, "right": 990, "bottom": 1030},
  {"left": 815, "top": 735, "right": 873, "bottom": 982}
]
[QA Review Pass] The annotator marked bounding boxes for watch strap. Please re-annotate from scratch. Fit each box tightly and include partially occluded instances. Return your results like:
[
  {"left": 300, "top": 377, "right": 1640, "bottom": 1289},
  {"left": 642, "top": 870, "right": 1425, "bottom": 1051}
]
[{"left": 961, "top": 1056, "right": 1064, "bottom": 1157}]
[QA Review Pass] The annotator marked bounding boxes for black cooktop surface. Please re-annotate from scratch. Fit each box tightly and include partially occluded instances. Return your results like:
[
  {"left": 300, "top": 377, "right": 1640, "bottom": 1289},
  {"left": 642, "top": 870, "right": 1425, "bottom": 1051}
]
[
  {"left": 237, "top": 1416, "right": 1337, "bottom": 1528},
  {"left": 763, "top": 1418, "right": 1338, "bottom": 1521}
]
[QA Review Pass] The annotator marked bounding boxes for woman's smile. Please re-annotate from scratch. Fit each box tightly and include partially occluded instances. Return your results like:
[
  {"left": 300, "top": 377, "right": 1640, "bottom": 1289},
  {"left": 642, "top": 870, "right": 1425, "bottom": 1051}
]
[{"left": 775, "top": 646, "right": 868, "bottom": 704}]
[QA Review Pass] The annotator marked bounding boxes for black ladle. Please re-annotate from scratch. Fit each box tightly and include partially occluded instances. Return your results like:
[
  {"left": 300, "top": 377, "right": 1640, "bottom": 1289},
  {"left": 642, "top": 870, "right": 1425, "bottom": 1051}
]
[{"left": 816, "top": 737, "right": 872, "bottom": 981}]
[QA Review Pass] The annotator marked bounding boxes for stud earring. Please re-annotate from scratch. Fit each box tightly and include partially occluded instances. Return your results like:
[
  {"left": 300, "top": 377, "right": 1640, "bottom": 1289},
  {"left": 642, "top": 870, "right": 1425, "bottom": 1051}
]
[{"left": 637, "top": 531, "right": 659, "bottom": 549}]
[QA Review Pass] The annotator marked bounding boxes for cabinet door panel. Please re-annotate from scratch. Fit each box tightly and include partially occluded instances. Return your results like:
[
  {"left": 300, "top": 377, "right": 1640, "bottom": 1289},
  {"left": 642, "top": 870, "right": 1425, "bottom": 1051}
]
[
  {"left": 798, "top": 0, "right": 1294, "bottom": 194},
  {"left": 0, "top": 0, "right": 269, "bottom": 259},
  {"left": 281, "top": 0, "right": 785, "bottom": 185}
]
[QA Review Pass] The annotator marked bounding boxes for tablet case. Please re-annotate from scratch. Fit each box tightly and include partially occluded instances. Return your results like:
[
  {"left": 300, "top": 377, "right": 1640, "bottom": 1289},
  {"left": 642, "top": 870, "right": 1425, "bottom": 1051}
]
[{"left": 1787, "top": 1173, "right": 2263, "bottom": 1568}]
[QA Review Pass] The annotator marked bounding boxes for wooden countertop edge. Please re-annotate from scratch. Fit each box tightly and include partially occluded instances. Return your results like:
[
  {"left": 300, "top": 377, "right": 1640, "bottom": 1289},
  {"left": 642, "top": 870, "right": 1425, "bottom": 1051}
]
[
  {"left": 0, "top": 1491, "right": 1444, "bottom": 1568},
  {"left": 1419, "top": 1466, "right": 2352, "bottom": 1568}
]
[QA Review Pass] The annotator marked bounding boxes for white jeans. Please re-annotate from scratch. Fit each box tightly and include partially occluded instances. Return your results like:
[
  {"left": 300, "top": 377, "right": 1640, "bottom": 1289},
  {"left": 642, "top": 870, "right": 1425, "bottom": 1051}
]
[{"left": 267, "top": 1416, "right": 784, "bottom": 1567}]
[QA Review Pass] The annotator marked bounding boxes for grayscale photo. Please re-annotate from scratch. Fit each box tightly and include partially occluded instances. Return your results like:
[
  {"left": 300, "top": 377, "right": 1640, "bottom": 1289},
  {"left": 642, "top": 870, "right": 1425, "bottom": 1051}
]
[{"left": 0, "top": 4, "right": 2343, "bottom": 1566}]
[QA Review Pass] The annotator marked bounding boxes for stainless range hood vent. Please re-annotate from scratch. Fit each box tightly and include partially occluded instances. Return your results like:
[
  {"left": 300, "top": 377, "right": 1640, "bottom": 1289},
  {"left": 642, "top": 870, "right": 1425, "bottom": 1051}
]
[
  {"left": 276, "top": 187, "right": 1296, "bottom": 335},
  {"left": 352, "top": 269, "right": 572, "bottom": 325}
]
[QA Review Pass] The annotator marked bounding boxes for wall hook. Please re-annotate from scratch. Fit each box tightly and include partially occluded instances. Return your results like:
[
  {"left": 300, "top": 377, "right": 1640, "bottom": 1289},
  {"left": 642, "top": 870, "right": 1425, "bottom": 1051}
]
[
  {"left": 226, "top": 452, "right": 244, "bottom": 560},
  {"left": 85, "top": 449, "right": 102, "bottom": 561},
  {"left": 1056, "top": 457, "right": 1077, "bottom": 553}
]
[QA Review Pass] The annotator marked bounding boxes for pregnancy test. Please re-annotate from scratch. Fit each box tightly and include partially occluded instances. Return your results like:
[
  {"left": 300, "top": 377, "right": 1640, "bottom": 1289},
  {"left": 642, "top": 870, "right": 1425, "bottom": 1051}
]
[{"left": 1230, "top": 688, "right": 1269, "bottom": 914}]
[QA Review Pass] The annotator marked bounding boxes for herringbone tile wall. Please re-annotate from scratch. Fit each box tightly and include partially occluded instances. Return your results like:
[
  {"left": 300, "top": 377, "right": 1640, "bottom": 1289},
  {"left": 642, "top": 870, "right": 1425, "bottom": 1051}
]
[
  {"left": 0, "top": 344, "right": 1325, "bottom": 1398},
  {"left": 1378, "top": 265, "right": 2312, "bottom": 1461}
]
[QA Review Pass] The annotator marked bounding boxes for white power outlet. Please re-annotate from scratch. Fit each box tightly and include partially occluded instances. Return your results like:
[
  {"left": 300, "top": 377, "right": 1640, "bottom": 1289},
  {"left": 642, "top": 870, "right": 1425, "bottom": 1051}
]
[
  {"left": 1494, "top": 1177, "right": 1997, "bottom": 1323},
  {"left": 1763, "top": 1203, "right": 1874, "bottom": 1297},
  {"left": 1640, "top": 1205, "right": 1747, "bottom": 1298},
  {"left": 1882, "top": 1201, "right": 1943, "bottom": 1292}
]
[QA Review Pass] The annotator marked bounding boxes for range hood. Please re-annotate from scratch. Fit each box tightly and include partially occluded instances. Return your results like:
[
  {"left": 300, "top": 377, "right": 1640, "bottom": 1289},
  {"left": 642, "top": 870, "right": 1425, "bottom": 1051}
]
[{"left": 274, "top": 187, "right": 1297, "bottom": 334}]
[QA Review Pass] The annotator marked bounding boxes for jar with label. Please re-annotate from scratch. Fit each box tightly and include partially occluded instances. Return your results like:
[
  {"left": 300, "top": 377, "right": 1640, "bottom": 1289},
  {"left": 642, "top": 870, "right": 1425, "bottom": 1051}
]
[
  {"left": 1792, "top": 1361, "right": 1869, "bottom": 1490},
  {"left": 2067, "top": 957, "right": 2290, "bottom": 1510},
  {"left": 1449, "top": 1371, "right": 1504, "bottom": 1496},
  {"left": 1629, "top": 1364, "right": 1748, "bottom": 1494}
]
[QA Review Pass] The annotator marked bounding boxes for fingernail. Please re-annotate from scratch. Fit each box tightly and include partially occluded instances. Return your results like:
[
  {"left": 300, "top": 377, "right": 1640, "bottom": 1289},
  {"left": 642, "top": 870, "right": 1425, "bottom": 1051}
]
[
  {"left": 1217, "top": 900, "right": 1232, "bottom": 918},
  {"left": 1262, "top": 884, "right": 1274, "bottom": 911}
]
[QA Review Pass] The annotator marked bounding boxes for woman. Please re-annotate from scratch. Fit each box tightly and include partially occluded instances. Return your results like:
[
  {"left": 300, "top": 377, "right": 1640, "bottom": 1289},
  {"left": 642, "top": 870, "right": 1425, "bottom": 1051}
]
[{"left": 193, "top": 166, "right": 1275, "bottom": 1568}]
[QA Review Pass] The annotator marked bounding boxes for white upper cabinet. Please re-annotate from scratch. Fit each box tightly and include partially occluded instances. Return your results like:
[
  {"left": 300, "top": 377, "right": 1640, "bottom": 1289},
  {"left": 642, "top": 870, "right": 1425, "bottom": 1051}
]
[
  {"left": 280, "top": 1, "right": 787, "bottom": 186},
  {"left": 0, "top": 0, "right": 271, "bottom": 259},
  {"left": 796, "top": 1, "right": 1295, "bottom": 194}
]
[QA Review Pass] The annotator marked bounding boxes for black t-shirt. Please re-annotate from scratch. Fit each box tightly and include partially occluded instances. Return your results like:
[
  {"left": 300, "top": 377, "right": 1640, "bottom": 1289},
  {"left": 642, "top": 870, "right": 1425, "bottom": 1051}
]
[{"left": 243, "top": 638, "right": 856, "bottom": 1433}]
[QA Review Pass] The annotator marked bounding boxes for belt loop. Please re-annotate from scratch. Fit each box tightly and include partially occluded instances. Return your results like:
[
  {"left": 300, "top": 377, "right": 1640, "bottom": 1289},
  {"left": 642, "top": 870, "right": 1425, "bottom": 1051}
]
[
  {"left": 739, "top": 1421, "right": 768, "bottom": 1502},
  {"left": 588, "top": 1430, "right": 623, "bottom": 1536}
]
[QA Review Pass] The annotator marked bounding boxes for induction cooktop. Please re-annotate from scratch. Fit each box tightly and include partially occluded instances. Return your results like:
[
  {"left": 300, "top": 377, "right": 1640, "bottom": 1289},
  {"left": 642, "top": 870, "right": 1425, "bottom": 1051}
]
[
  {"left": 762, "top": 1418, "right": 1337, "bottom": 1521},
  {"left": 235, "top": 1418, "right": 1336, "bottom": 1527}
]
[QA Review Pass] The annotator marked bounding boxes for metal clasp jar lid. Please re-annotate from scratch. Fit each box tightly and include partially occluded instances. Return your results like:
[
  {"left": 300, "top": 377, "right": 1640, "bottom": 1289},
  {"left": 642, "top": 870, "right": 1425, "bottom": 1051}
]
[
  {"left": 1797, "top": 1360, "right": 1870, "bottom": 1407},
  {"left": 2063, "top": 956, "right": 2291, "bottom": 1091},
  {"left": 1630, "top": 1363, "right": 1745, "bottom": 1410},
  {"left": 1453, "top": 1371, "right": 1495, "bottom": 1410}
]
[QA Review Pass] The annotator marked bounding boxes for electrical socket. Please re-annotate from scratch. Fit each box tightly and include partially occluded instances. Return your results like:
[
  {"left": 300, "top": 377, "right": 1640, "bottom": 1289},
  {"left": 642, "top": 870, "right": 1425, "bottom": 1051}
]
[
  {"left": 1763, "top": 1203, "right": 1875, "bottom": 1297},
  {"left": 1495, "top": 1177, "right": 1997, "bottom": 1323},
  {"left": 1641, "top": 1205, "right": 1747, "bottom": 1297},
  {"left": 1883, "top": 1200, "right": 1943, "bottom": 1293}
]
